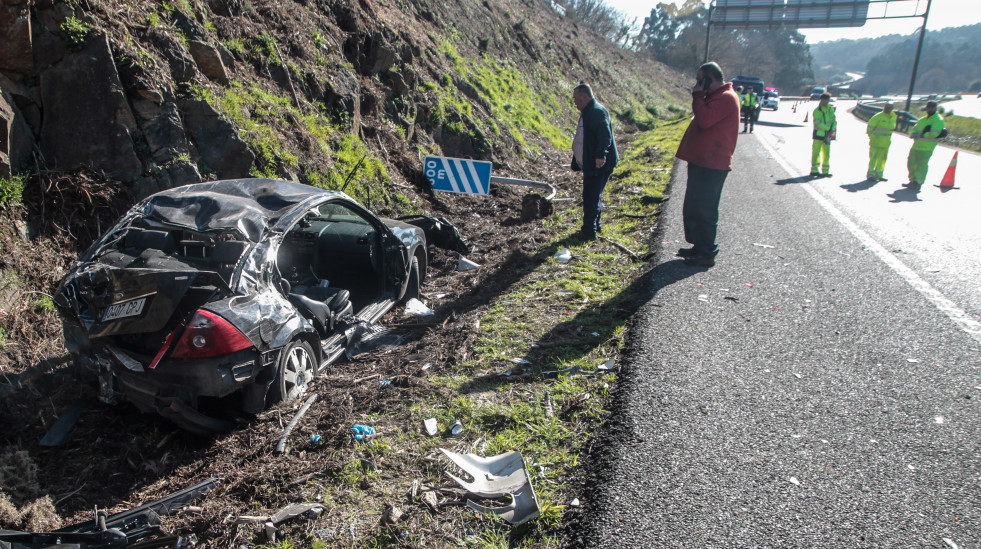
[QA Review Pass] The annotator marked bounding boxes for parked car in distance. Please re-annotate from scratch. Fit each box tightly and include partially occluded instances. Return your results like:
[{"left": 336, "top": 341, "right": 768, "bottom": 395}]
[
  {"left": 762, "top": 90, "right": 780, "bottom": 110},
  {"left": 810, "top": 86, "right": 827, "bottom": 100},
  {"left": 55, "top": 179, "right": 438, "bottom": 434}
]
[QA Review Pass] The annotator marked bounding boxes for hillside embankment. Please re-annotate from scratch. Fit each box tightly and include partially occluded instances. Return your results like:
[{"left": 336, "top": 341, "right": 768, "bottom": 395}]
[{"left": 0, "top": 0, "right": 690, "bottom": 546}]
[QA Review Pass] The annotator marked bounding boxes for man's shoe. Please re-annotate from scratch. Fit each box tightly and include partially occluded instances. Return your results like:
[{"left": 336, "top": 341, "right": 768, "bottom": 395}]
[
  {"left": 877, "top": 176, "right": 888, "bottom": 181},
  {"left": 821, "top": 172, "right": 832, "bottom": 177},
  {"left": 574, "top": 231, "right": 596, "bottom": 241},
  {"left": 809, "top": 172, "right": 821, "bottom": 177},
  {"left": 676, "top": 247, "right": 698, "bottom": 258},
  {"left": 683, "top": 254, "right": 715, "bottom": 267}
]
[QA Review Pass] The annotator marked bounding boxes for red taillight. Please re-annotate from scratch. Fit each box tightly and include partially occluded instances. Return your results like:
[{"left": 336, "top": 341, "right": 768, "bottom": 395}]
[{"left": 170, "top": 309, "right": 252, "bottom": 359}]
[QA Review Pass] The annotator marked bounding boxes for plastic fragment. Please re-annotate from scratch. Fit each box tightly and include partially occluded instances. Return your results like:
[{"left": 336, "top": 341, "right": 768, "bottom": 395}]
[
  {"left": 570, "top": 498, "right": 580, "bottom": 507},
  {"left": 944, "top": 538, "right": 960, "bottom": 549},
  {"left": 698, "top": 294, "right": 709, "bottom": 302},
  {"left": 438, "top": 449, "right": 541, "bottom": 526},
  {"left": 597, "top": 359, "right": 616, "bottom": 371},
  {"left": 457, "top": 256, "right": 481, "bottom": 271},
  {"left": 310, "top": 434, "right": 322, "bottom": 444},
  {"left": 554, "top": 249, "right": 572, "bottom": 262},
  {"left": 753, "top": 243, "right": 775, "bottom": 249},
  {"left": 744, "top": 283, "right": 754, "bottom": 288},
  {"left": 907, "top": 358, "right": 919, "bottom": 363},
  {"left": 352, "top": 424, "right": 376, "bottom": 441},
  {"left": 377, "top": 379, "right": 391, "bottom": 387},
  {"left": 404, "top": 298, "right": 434, "bottom": 316},
  {"left": 789, "top": 477, "right": 800, "bottom": 486},
  {"left": 935, "top": 416, "right": 944, "bottom": 424},
  {"left": 423, "top": 418, "right": 438, "bottom": 436},
  {"left": 450, "top": 420, "right": 464, "bottom": 436},
  {"left": 510, "top": 358, "right": 531, "bottom": 365}
]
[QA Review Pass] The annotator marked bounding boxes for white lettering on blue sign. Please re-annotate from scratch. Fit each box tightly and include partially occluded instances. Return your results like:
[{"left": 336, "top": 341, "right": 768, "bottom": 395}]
[{"left": 424, "top": 156, "right": 491, "bottom": 195}]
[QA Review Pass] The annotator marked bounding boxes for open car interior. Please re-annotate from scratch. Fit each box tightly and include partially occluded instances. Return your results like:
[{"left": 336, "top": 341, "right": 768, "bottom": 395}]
[{"left": 276, "top": 202, "right": 384, "bottom": 334}]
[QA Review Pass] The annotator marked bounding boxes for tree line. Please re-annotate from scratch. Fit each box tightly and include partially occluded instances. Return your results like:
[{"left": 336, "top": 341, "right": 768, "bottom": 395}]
[{"left": 561, "top": 0, "right": 815, "bottom": 94}]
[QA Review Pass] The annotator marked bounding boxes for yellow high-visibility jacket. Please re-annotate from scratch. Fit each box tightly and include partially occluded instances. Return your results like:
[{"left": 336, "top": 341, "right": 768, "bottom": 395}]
[
  {"left": 813, "top": 104, "right": 836, "bottom": 139},
  {"left": 866, "top": 111, "right": 897, "bottom": 148},
  {"left": 910, "top": 112, "right": 945, "bottom": 152},
  {"left": 741, "top": 92, "right": 758, "bottom": 108}
]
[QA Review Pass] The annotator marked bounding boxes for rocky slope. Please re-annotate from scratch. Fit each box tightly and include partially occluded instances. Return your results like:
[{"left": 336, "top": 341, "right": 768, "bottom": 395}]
[{"left": 0, "top": 0, "right": 686, "bottom": 200}]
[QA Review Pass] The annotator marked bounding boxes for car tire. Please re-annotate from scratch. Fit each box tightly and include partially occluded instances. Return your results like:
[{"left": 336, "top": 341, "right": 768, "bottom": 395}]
[
  {"left": 268, "top": 339, "right": 316, "bottom": 406},
  {"left": 401, "top": 255, "right": 421, "bottom": 302}
]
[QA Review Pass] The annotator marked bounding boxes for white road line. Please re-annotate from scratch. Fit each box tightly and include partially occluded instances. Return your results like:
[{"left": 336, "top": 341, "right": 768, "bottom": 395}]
[{"left": 756, "top": 132, "right": 981, "bottom": 343}]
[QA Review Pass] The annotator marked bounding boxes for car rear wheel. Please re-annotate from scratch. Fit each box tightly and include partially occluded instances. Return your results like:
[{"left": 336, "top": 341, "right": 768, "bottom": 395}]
[
  {"left": 401, "top": 255, "right": 421, "bottom": 302},
  {"left": 269, "top": 339, "right": 315, "bottom": 405}
]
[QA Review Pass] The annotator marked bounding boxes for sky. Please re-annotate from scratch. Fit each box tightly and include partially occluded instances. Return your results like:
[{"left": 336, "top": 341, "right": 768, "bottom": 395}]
[{"left": 604, "top": 0, "right": 981, "bottom": 43}]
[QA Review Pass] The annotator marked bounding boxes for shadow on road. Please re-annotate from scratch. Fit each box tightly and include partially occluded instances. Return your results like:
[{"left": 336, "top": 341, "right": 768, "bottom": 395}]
[
  {"left": 754, "top": 120, "right": 806, "bottom": 128},
  {"left": 775, "top": 175, "right": 818, "bottom": 185},
  {"left": 841, "top": 179, "right": 879, "bottom": 192},
  {"left": 459, "top": 256, "right": 701, "bottom": 394},
  {"left": 887, "top": 187, "right": 923, "bottom": 202}
]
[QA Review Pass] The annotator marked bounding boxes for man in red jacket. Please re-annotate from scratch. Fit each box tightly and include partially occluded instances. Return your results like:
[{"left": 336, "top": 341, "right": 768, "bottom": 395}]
[{"left": 674, "top": 61, "right": 740, "bottom": 267}]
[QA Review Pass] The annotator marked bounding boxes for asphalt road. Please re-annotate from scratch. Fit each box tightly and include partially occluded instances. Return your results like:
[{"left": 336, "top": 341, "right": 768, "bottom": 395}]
[{"left": 571, "top": 102, "right": 981, "bottom": 547}]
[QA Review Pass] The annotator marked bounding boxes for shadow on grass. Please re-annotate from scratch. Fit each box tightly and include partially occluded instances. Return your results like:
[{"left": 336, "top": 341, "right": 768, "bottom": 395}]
[{"left": 459, "top": 257, "right": 701, "bottom": 394}]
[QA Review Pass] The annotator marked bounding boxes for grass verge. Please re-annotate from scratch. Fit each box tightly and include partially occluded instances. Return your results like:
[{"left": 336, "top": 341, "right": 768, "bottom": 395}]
[{"left": 289, "top": 118, "right": 688, "bottom": 548}]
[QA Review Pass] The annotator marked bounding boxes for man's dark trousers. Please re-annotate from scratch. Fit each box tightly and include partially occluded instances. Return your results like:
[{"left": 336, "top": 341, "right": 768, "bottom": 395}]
[
  {"left": 582, "top": 171, "right": 611, "bottom": 237},
  {"left": 682, "top": 163, "right": 728, "bottom": 257}
]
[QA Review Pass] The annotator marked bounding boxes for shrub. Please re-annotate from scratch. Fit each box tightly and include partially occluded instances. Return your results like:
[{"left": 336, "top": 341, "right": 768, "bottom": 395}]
[{"left": 0, "top": 175, "right": 25, "bottom": 210}]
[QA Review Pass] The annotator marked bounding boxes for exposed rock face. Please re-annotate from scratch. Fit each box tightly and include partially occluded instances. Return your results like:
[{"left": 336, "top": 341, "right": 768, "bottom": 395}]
[
  {"left": 178, "top": 98, "right": 254, "bottom": 179},
  {"left": 38, "top": 35, "right": 142, "bottom": 180},
  {"left": 0, "top": 74, "right": 37, "bottom": 171},
  {"left": 0, "top": 93, "right": 12, "bottom": 177},
  {"left": 188, "top": 40, "right": 229, "bottom": 85},
  {"left": 132, "top": 160, "right": 202, "bottom": 200},
  {"left": 0, "top": 0, "right": 33, "bottom": 76},
  {"left": 148, "top": 28, "right": 197, "bottom": 83},
  {"left": 142, "top": 98, "right": 190, "bottom": 164}
]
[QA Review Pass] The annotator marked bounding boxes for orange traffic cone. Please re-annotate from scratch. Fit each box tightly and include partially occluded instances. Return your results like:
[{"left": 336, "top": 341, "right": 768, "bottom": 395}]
[{"left": 936, "top": 151, "right": 959, "bottom": 190}]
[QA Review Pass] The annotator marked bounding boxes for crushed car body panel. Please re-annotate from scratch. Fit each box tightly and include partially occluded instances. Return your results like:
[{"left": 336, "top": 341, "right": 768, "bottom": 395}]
[{"left": 54, "top": 178, "right": 434, "bottom": 434}]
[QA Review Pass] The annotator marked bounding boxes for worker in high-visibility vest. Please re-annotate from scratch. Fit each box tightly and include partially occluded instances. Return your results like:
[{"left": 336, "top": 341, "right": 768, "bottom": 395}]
[
  {"left": 904, "top": 100, "right": 945, "bottom": 191},
  {"left": 810, "top": 92, "right": 836, "bottom": 177},
  {"left": 865, "top": 103, "right": 896, "bottom": 181},
  {"left": 741, "top": 89, "right": 758, "bottom": 133}
]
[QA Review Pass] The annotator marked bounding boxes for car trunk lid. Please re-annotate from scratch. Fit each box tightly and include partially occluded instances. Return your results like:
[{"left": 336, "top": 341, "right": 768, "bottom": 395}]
[{"left": 57, "top": 265, "right": 230, "bottom": 339}]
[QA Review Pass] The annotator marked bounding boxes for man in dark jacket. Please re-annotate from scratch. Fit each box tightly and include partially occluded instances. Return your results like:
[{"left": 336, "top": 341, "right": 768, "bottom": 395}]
[
  {"left": 674, "top": 61, "right": 740, "bottom": 267},
  {"left": 571, "top": 83, "right": 618, "bottom": 241}
]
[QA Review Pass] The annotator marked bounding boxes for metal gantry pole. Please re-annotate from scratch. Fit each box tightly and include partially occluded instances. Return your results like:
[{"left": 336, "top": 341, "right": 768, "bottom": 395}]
[
  {"left": 904, "top": 0, "right": 932, "bottom": 112},
  {"left": 703, "top": 3, "right": 714, "bottom": 63}
]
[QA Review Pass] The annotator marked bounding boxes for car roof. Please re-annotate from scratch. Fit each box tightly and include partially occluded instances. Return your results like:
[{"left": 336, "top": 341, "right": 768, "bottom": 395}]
[{"left": 139, "top": 179, "right": 347, "bottom": 242}]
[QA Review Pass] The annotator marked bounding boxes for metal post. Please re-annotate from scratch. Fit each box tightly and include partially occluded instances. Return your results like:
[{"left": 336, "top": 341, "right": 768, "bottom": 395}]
[
  {"left": 904, "top": 0, "right": 932, "bottom": 112},
  {"left": 703, "top": 3, "right": 714, "bottom": 63}
]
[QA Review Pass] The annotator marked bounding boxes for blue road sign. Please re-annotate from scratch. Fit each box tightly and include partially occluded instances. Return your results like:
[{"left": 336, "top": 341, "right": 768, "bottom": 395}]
[{"left": 424, "top": 156, "right": 491, "bottom": 195}]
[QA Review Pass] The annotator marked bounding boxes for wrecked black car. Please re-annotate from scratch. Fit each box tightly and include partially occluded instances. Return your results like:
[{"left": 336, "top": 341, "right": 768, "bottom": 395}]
[{"left": 55, "top": 179, "right": 430, "bottom": 434}]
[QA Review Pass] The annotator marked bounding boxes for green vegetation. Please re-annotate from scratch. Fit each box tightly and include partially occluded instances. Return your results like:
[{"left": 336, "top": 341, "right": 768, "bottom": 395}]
[
  {"left": 394, "top": 119, "right": 686, "bottom": 547},
  {"left": 939, "top": 114, "right": 981, "bottom": 153},
  {"left": 0, "top": 327, "right": 7, "bottom": 349},
  {"left": 60, "top": 16, "right": 92, "bottom": 51},
  {"left": 33, "top": 296, "right": 56, "bottom": 315},
  {"left": 195, "top": 82, "right": 417, "bottom": 213},
  {"left": 431, "top": 40, "right": 574, "bottom": 151},
  {"left": 0, "top": 175, "right": 25, "bottom": 210}
]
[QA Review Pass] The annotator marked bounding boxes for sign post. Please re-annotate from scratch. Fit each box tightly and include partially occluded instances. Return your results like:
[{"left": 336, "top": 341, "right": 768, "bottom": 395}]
[
  {"left": 424, "top": 156, "right": 556, "bottom": 200},
  {"left": 424, "top": 156, "right": 492, "bottom": 195}
]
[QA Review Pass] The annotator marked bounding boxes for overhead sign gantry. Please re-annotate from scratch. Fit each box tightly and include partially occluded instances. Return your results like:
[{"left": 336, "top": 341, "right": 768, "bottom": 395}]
[{"left": 704, "top": 0, "right": 933, "bottom": 111}]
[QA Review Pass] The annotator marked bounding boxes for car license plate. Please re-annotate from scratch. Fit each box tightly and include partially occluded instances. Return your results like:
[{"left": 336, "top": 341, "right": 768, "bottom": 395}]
[{"left": 103, "top": 297, "right": 146, "bottom": 321}]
